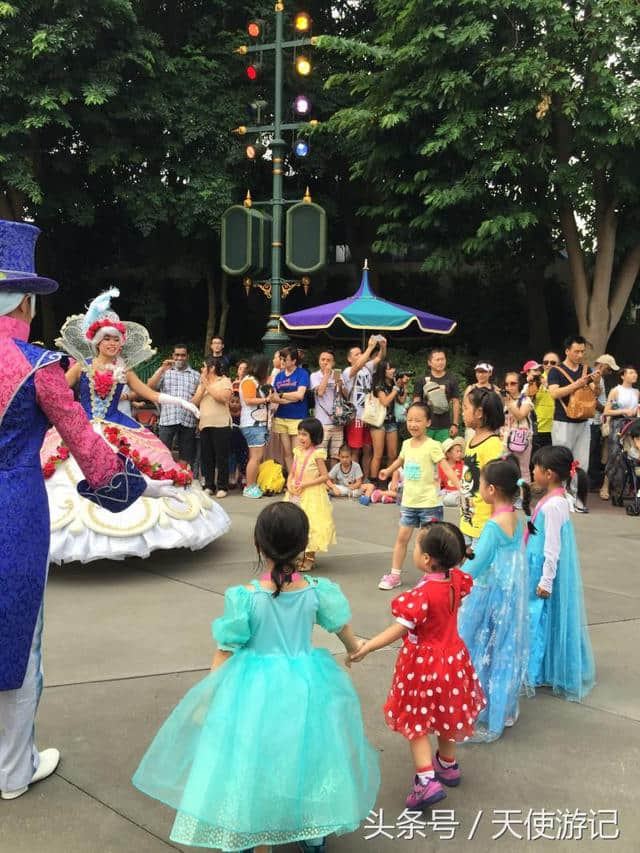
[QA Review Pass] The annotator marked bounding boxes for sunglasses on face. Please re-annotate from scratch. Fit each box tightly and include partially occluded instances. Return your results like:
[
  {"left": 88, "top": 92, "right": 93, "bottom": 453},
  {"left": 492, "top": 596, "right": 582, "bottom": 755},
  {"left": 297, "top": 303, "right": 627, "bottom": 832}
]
[
  {"left": 505, "top": 381, "right": 519, "bottom": 386},
  {"left": 542, "top": 360, "right": 557, "bottom": 365}
]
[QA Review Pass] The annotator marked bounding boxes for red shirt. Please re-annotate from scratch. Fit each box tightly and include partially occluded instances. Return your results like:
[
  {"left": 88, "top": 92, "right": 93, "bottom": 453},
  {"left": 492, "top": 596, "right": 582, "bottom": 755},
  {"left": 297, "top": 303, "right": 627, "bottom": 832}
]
[{"left": 439, "top": 459, "right": 463, "bottom": 491}]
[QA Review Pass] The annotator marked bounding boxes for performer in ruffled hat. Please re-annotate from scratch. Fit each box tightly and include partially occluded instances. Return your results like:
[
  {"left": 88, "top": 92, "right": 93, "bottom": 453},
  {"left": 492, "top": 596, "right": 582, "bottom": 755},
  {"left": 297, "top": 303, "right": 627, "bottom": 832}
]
[
  {"left": 40, "top": 288, "right": 230, "bottom": 563},
  {"left": 0, "top": 220, "right": 179, "bottom": 800}
]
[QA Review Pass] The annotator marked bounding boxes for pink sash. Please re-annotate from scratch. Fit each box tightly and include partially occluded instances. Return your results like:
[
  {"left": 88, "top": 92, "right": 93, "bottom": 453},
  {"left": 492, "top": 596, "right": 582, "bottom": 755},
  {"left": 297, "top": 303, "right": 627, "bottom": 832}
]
[{"left": 288, "top": 447, "right": 316, "bottom": 503}]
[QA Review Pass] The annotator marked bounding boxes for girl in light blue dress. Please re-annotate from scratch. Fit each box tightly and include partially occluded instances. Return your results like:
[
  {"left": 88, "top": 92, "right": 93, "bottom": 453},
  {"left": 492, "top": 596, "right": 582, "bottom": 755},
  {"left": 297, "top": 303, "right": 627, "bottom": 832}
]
[
  {"left": 458, "top": 458, "right": 529, "bottom": 742},
  {"left": 133, "top": 502, "right": 379, "bottom": 853},
  {"left": 526, "top": 445, "right": 595, "bottom": 701}
]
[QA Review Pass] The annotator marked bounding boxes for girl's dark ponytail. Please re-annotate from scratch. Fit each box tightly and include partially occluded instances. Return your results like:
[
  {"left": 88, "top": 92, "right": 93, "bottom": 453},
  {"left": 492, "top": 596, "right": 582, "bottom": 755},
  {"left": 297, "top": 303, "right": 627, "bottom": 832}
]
[
  {"left": 271, "top": 559, "right": 295, "bottom": 597},
  {"left": 254, "top": 502, "right": 310, "bottom": 597}
]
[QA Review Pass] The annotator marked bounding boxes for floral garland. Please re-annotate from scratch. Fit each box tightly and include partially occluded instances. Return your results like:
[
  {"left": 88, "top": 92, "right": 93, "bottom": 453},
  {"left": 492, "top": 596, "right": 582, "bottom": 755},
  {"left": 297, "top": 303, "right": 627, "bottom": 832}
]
[
  {"left": 87, "top": 363, "right": 119, "bottom": 419},
  {"left": 103, "top": 424, "right": 193, "bottom": 486},
  {"left": 86, "top": 318, "right": 126, "bottom": 341},
  {"left": 43, "top": 444, "right": 70, "bottom": 479}
]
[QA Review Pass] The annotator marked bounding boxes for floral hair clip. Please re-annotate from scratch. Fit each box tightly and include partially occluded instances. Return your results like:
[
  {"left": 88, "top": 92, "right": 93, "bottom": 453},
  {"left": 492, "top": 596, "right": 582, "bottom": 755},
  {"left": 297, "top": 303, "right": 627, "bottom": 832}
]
[{"left": 569, "top": 459, "right": 580, "bottom": 478}]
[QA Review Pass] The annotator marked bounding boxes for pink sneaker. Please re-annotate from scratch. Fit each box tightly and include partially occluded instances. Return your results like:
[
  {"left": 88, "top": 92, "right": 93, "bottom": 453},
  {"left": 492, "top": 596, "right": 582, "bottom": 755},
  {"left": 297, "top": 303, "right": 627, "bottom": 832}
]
[
  {"left": 378, "top": 573, "right": 402, "bottom": 590},
  {"left": 433, "top": 752, "right": 461, "bottom": 787},
  {"left": 405, "top": 775, "right": 446, "bottom": 809}
]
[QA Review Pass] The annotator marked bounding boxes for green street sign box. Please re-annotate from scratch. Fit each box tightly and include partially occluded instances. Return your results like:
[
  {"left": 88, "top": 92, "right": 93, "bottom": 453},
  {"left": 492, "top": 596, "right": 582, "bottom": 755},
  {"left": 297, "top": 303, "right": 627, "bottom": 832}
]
[
  {"left": 221, "top": 205, "right": 272, "bottom": 276},
  {"left": 285, "top": 201, "right": 327, "bottom": 275}
]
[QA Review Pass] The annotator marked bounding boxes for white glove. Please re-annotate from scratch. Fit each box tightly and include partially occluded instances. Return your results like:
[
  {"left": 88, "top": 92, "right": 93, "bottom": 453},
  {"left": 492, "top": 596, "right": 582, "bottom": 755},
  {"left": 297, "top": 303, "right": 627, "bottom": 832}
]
[
  {"left": 158, "top": 393, "right": 200, "bottom": 420},
  {"left": 143, "top": 476, "right": 188, "bottom": 503}
]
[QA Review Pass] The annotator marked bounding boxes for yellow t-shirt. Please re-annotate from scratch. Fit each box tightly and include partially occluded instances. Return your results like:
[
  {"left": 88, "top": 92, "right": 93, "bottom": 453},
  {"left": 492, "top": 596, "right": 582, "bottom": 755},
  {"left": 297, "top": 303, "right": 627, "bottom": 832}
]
[
  {"left": 399, "top": 437, "right": 444, "bottom": 508},
  {"left": 459, "top": 434, "right": 503, "bottom": 538},
  {"left": 533, "top": 378, "right": 554, "bottom": 434}
]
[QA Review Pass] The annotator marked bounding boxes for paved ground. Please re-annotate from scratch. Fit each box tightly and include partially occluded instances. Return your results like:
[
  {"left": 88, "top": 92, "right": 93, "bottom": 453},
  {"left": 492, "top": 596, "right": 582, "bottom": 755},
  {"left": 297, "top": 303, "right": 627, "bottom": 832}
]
[{"left": 1, "top": 496, "right": 638, "bottom": 853}]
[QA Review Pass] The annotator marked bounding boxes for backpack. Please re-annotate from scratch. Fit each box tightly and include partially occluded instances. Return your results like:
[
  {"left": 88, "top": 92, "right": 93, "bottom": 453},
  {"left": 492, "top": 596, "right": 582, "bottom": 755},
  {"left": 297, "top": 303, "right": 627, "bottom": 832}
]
[
  {"left": 422, "top": 377, "right": 450, "bottom": 415},
  {"left": 507, "top": 427, "right": 530, "bottom": 454},
  {"left": 506, "top": 393, "right": 532, "bottom": 453},
  {"left": 555, "top": 365, "right": 597, "bottom": 420},
  {"left": 256, "top": 459, "right": 285, "bottom": 495}
]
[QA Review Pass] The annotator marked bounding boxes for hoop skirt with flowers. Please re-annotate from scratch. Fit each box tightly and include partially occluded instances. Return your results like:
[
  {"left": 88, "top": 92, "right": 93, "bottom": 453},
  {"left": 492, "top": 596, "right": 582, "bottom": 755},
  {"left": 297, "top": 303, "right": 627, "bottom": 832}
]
[
  {"left": 385, "top": 570, "right": 486, "bottom": 742},
  {"left": 40, "top": 368, "right": 230, "bottom": 563},
  {"left": 132, "top": 577, "right": 380, "bottom": 851}
]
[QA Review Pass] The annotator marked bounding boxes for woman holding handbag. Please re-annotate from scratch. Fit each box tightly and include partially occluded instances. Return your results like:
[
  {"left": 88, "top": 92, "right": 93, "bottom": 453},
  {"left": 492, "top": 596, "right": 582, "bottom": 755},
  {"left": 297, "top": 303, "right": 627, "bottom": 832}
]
[
  {"left": 368, "top": 361, "right": 408, "bottom": 481},
  {"left": 501, "top": 371, "right": 534, "bottom": 484}
]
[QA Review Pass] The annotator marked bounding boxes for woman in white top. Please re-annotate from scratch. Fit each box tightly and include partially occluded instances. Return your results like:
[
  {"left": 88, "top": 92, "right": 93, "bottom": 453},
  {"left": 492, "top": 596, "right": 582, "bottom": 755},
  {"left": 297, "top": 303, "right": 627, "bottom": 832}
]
[
  {"left": 600, "top": 366, "right": 639, "bottom": 499},
  {"left": 501, "top": 371, "right": 534, "bottom": 483}
]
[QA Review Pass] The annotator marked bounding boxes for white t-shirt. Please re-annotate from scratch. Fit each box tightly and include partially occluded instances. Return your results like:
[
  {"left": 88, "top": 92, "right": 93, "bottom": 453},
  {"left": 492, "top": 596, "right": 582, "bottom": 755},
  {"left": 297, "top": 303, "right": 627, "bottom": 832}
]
[
  {"left": 328, "top": 460, "right": 363, "bottom": 487},
  {"left": 311, "top": 369, "right": 338, "bottom": 426},
  {"left": 239, "top": 376, "right": 269, "bottom": 428},
  {"left": 342, "top": 359, "right": 375, "bottom": 420}
]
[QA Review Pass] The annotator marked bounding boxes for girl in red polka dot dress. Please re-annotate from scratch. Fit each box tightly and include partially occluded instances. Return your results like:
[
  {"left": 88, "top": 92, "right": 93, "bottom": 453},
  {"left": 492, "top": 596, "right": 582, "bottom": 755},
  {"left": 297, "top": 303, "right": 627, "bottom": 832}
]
[{"left": 351, "top": 522, "right": 486, "bottom": 809}]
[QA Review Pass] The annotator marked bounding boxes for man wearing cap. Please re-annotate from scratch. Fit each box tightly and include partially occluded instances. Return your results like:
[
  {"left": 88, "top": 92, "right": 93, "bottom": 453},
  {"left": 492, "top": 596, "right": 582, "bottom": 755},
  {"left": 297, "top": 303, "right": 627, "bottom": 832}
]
[
  {"left": 588, "top": 354, "right": 620, "bottom": 491},
  {"left": 0, "top": 220, "right": 179, "bottom": 800},
  {"left": 463, "top": 363, "right": 499, "bottom": 399}
]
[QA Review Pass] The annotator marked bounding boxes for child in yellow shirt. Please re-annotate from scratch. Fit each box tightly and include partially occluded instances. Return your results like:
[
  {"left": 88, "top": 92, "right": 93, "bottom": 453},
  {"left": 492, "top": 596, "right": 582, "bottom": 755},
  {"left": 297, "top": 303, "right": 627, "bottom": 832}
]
[{"left": 377, "top": 402, "right": 460, "bottom": 590}]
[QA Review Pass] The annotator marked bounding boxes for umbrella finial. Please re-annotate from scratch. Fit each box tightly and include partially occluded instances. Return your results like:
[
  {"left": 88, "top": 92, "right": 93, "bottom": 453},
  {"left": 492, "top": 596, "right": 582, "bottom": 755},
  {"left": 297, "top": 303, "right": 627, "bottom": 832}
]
[
  {"left": 303, "top": 186, "right": 312, "bottom": 203},
  {"left": 363, "top": 258, "right": 369, "bottom": 270},
  {"left": 243, "top": 190, "right": 252, "bottom": 208}
]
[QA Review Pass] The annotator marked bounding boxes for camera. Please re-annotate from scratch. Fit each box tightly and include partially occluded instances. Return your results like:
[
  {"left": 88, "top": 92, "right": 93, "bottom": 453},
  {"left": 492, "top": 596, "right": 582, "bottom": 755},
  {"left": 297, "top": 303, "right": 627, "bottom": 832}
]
[{"left": 259, "top": 383, "right": 274, "bottom": 396}]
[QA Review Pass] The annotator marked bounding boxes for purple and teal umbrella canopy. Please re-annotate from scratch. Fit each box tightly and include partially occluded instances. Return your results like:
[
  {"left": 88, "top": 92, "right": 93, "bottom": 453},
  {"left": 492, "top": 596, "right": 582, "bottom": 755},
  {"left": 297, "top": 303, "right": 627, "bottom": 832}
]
[{"left": 281, "top": 265, "right": 456, "bottom": 335}]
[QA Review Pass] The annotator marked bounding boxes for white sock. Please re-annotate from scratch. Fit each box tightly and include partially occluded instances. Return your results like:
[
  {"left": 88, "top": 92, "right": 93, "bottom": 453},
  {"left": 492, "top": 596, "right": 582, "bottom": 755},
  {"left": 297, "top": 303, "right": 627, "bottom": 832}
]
[{"left": 417, "top": 769, "right": 435, "bottom": 784}]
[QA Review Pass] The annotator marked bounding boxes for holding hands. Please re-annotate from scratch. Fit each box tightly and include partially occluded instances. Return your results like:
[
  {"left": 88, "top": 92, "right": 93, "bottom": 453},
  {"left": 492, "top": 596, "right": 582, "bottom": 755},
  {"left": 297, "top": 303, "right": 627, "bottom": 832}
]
[{"left": 347, "top": 639, "right": 369, "bottom": 666}]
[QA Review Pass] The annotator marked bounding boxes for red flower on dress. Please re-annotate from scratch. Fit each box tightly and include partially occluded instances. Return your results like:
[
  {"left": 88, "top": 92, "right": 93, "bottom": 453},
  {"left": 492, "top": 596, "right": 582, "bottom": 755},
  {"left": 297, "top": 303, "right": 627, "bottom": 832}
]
[
  {"left": 42, "top": 442, "right": 70, "bottom": 478},
  {"left": 93, "top": 370, "right": 114, "bottom": 399},
  {"left": 100, "top": 424, "right": 193, "bottom": 487}
]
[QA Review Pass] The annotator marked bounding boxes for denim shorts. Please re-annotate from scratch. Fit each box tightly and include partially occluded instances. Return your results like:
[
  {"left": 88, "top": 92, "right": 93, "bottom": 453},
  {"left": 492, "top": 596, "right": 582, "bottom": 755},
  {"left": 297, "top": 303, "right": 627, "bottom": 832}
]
[
  {"left": 241, "top": 424, "right": 268, "bottom": 448},
  {"left": 399, "top": 504, "right": 444, "bottom": 528}
]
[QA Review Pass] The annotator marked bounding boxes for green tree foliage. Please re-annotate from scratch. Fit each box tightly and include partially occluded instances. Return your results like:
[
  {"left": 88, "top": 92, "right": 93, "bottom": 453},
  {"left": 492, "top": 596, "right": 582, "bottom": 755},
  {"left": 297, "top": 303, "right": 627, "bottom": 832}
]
[
  {"left": 322, "top": 0, "right": 640, "bottom": 354},
  {"left": 0, "top": 1, "right": 265, "bottom": 343}
]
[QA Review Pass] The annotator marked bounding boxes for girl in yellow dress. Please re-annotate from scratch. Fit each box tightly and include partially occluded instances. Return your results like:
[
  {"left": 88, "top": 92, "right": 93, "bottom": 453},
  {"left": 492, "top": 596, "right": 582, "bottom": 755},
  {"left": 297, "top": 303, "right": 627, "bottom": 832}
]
[{"left": 285, "top": 417, "right": 337, "bottom": 570}]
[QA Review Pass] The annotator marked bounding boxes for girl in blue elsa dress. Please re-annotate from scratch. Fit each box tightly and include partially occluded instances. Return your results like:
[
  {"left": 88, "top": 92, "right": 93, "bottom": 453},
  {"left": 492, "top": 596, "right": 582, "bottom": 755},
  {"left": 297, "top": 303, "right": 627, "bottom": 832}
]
[
  {"left": 458, "top": 457, "right": 529, "bottom": 742},
  {"left": 133, "top": 501, "right": 379, "bottom": 853},
  {"left": 525, "top": 445, "right": 595, "bottom": 701}
]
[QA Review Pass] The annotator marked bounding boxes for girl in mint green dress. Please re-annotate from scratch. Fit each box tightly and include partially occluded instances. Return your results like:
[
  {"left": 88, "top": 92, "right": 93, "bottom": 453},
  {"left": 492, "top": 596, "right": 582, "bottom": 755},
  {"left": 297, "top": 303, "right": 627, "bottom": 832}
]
[{"left": 133, "top": 502, "right": 379, "bottom": 853}]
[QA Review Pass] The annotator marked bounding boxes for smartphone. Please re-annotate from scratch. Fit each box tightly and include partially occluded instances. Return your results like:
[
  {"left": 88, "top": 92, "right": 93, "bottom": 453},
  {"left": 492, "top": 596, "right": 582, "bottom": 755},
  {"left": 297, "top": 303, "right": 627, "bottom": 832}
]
[{"left": 333, "top": 369, "right": 341, "bottom": 382}]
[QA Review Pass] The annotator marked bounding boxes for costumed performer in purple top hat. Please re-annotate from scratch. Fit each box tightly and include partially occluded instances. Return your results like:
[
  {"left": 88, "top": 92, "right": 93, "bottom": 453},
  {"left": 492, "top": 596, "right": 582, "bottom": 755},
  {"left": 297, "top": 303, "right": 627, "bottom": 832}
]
[{"left": 0, "top": 220, "right": 181, "bottom": 800}]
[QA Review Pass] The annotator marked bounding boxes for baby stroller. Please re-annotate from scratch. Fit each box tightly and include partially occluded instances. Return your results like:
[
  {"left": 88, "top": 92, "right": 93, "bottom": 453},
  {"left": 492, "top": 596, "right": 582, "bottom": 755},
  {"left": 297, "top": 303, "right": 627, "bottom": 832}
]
[{"left": 607, "top": 418, "right": 640, "bottom": 515}]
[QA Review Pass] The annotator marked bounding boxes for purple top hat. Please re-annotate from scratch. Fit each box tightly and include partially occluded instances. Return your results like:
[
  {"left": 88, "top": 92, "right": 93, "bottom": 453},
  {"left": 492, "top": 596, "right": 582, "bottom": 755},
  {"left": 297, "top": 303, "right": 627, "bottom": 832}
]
[{"left": 0, "top": 220, "right": 58, "bottom": 293}]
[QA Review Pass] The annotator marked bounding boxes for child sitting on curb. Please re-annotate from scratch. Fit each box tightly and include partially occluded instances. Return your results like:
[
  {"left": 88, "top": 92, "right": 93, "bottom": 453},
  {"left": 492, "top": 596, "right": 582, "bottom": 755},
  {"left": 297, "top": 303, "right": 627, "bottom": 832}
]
[
  {"left": 438, "top": 437, "right": 464, "bottom": 507},
  {"left": 360, "top": 468, "right": 404, "bottom": 505},
  {"left": 327, "top": 444, "right": 364, "bottom": 498}
]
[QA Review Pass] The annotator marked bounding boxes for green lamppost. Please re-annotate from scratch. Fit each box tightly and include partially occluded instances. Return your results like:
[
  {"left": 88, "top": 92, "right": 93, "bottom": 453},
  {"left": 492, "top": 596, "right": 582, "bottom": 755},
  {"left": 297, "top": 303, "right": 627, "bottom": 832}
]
[{"left": 228, "top": 5, "right": 322, "bottom": 355}]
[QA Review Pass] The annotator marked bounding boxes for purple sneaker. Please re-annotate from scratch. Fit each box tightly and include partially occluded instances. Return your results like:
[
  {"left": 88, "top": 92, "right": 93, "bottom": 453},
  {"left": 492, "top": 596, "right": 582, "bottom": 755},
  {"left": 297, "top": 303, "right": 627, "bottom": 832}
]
[
  {"left": 405, "top": 775, "right": 446, "bottom": 809},
  {"left": 433, "top": 752, "right": 461, "bottom": 787}
]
